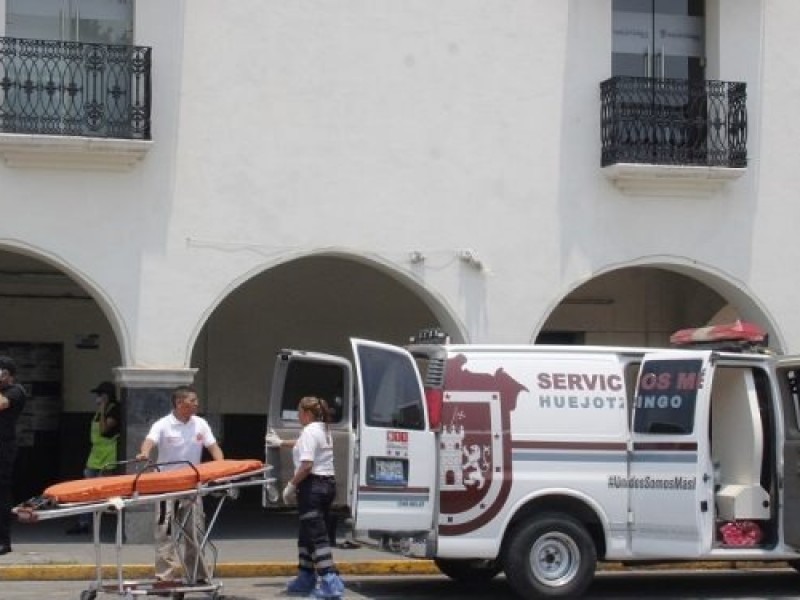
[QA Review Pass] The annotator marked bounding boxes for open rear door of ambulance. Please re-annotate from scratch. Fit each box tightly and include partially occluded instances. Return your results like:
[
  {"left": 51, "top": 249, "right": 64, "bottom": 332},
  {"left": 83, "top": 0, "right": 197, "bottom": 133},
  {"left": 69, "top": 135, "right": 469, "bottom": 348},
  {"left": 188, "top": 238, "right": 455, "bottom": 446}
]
[
  {"left": 629, "top": 351, "right": 716, "bottom": 557},
  {"left": 267, "top": 349, "right": 354, "bottom": 512},
  {"left": 350, "top": 338, "right": 437, "bottom": 556},
  {"left": 776, "top": 356, "right": 800, "bottom": 549}
]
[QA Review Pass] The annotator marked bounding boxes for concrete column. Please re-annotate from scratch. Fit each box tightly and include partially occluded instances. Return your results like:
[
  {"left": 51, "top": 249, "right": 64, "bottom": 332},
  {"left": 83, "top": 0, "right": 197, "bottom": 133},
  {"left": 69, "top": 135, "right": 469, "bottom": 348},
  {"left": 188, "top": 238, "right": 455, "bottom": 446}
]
[{"left": 112, "top": 367, "right": 197, "bottom": 544}]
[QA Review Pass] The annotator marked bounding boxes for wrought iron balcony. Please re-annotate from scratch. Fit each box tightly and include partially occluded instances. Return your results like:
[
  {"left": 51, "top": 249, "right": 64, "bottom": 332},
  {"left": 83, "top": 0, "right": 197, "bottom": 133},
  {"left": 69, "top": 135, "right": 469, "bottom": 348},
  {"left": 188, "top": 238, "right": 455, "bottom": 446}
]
[
  {"left": 0, "top": 37, "right": 151, "bottom": 140},
  {"left": 600, "top": 76, "right": 746, "bottom": 169}
]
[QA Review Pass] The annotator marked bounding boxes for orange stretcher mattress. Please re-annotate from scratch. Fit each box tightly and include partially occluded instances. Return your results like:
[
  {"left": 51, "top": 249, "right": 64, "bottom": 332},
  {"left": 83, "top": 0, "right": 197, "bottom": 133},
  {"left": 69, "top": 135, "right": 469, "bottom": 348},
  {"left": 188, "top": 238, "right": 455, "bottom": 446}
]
[{"left": 42, "top": 459, "right": 264, "bottom": 503}]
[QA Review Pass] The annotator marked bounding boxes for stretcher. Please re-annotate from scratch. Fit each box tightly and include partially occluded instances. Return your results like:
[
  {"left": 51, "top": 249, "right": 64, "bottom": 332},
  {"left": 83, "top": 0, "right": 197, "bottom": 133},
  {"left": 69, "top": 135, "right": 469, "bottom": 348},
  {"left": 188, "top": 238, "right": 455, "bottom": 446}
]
[{"left": 14, "top": 458, "right": 278, "bottom": 600}]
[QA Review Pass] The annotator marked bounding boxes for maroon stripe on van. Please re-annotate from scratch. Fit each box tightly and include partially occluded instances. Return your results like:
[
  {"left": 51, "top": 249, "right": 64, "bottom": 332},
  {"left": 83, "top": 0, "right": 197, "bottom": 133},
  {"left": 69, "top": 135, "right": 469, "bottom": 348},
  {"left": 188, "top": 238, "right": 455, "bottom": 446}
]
[
  {"left": 512, "top": 440, "right": 627, "bottom": 451},
  {"left": 358, "top": 486, "right": 430, "bottom": 494},
  {"left": 632, "top": 441, "right": 698, "bottom": 451}
]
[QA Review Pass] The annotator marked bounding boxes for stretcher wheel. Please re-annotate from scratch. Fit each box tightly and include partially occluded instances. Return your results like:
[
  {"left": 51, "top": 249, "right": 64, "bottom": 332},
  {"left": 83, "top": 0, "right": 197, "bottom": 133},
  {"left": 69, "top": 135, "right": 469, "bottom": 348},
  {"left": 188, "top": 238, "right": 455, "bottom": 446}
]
[{"left": 79, "top": 591, "right": 97, "bottom": 600}]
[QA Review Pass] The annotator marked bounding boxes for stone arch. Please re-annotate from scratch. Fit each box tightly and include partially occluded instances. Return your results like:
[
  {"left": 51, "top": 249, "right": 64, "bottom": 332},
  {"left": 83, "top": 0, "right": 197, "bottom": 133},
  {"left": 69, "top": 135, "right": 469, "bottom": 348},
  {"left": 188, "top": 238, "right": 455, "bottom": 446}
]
[
  {"left": 188, "top": 249, "right": 466, "bottom": 428},
  {"left": 0, "top": 240, "right": 128, "bottom": 497},
  {"left": 535, "top": 256, "right": 780, "bottom": 350},
  {"left": 187, "top": 248, "right": 466, "bottom": 363},
  {"left": 185, "top": 249, "right": 465, "bottom": 462},
  {"left": 0, "top": 240, "right": 129, "bottom": 363}
]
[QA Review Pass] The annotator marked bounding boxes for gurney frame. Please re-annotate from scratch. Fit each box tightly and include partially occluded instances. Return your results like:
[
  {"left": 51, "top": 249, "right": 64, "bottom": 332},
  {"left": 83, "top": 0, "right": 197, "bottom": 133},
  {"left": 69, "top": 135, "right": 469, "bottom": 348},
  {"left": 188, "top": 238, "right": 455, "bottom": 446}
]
[{"left": 14, "top": 461, "right": 276, "bottom": 599}]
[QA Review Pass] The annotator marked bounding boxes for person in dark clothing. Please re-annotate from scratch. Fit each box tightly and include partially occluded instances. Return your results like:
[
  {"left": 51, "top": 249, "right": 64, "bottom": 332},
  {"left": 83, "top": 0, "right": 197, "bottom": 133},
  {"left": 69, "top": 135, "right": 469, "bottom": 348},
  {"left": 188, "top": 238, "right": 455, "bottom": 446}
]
[{"left": 0, "top": 356, "right": 27, "bottom": 555}]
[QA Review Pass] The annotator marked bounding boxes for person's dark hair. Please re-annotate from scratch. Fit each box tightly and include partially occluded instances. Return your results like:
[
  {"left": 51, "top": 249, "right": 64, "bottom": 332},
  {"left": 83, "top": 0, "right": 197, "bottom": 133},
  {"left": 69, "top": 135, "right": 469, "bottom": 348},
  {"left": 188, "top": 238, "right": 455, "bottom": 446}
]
[
  {"left": 299, "top": 396, "right": 331, "bottom": 423},
  {"left": 171, "top": 384, "right": 197, "bottom": 407},
  {"left": 0, "top": 355, "right": 17, "bottom": 376},
  {"left": 91, "top": 381, "right": 117, "bottom": 402}
]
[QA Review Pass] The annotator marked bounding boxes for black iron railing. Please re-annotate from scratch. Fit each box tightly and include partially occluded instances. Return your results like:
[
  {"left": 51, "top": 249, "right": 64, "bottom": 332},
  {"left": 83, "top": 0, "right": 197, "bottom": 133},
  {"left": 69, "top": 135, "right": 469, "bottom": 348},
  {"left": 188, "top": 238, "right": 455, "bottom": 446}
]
[
  {"left": 0, "top": 37, "right": 151, "bottom": 140},
  {"left": 600, "top": 76, "right": 746, "bottom": 168}
]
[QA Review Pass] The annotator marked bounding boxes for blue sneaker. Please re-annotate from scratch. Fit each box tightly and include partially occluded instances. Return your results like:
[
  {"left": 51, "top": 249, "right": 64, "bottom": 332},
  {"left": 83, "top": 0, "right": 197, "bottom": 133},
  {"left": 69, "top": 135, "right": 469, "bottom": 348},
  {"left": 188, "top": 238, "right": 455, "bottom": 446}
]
[
  {"left": 312, "top": 572, "right": 345, "bottom": 598},
  {"left": 286, "top": 570, "right": 317, "bottom": 594}
]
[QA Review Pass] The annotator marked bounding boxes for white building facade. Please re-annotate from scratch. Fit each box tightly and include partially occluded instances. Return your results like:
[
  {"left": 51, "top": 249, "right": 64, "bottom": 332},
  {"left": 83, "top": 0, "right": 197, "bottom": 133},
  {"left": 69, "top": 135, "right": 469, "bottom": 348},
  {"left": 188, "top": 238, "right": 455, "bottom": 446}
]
[{"left": 0, "top": 1, "right": 797, "bottom": 532}]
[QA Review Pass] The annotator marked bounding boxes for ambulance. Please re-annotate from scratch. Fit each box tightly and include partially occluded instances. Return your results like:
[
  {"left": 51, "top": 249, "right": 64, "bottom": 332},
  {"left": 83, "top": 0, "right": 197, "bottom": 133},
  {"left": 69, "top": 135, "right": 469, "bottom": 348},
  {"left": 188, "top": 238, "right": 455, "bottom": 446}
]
[{"left": 265, "top": 322, "right": 800, "bottom": 598}]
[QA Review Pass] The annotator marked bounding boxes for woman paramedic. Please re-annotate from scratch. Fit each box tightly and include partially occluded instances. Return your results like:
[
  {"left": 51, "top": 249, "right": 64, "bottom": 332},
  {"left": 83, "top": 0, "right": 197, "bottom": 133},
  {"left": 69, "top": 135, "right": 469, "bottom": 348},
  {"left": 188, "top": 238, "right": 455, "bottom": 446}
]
[{"left": 266, "top": 396, "right": 344, "bottom": 598}]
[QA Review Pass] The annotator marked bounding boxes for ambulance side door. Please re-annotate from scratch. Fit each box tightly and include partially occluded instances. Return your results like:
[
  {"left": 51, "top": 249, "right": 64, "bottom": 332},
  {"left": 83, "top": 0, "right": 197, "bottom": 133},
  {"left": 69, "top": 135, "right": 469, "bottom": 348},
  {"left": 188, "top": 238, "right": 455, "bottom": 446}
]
[
  {"left": 629, "top": 351, "right": 715, "bottom": 557},
  {"left": 777, "top": 357, "right": 800, "bottom": 548},
  {"left": 267, "top": 350, "right": 354, "bottom": 511},
  {"left": 350, "top": 339, "right": 437, "bottom": 534}
]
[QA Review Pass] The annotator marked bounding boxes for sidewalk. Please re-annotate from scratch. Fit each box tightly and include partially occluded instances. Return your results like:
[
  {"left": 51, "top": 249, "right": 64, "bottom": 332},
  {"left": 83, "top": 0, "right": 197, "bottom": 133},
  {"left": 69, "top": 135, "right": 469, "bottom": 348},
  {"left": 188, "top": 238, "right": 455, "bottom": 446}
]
[{"left": 0, "top": 507, "right": 438, "bottom": 581}]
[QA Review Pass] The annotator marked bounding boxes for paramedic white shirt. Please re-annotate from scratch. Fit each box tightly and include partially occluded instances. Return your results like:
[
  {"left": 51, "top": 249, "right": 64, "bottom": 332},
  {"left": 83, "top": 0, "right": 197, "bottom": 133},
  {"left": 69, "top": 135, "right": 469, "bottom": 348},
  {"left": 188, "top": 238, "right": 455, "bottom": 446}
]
[
  {"left": 292, "top": 421, "right": 334, "bottom": 476},
  {"left": 145, "top": 413, "right": 217, "bottom": 470}
]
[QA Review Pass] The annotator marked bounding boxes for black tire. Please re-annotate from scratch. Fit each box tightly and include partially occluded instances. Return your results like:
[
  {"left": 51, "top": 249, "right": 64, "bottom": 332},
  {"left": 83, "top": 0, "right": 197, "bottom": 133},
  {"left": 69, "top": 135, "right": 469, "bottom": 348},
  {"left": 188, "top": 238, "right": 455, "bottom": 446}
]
[
  {"left": 434, "top": 558, "right": 502, "bottom": 583},
  {"left": 789, "top": 559, "right": 800, "bottom": 573},
  {"left": 504, "top": 512, "right": 596, "bottom": 599},
  {"left": 79, "top": 591, "right": 97, "bottom": 600}
]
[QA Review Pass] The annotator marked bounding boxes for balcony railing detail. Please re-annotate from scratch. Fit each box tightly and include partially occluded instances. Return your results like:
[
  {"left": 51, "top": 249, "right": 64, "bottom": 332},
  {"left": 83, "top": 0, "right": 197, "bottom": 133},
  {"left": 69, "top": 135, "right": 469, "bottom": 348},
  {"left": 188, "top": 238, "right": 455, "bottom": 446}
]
[
  {"left": 601, "top": 76, "right": 746, "bottom": 168},
  {"left": 0, "top": 37, "right": 151, "bottom": 140}
]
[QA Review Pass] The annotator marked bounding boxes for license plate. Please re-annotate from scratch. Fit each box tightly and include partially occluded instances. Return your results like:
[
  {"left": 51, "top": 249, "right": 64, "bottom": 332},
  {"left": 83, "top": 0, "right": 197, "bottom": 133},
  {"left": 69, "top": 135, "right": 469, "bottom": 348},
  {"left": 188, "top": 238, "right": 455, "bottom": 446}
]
[{"left": 373, "top": 458, "right": 406, "bottom": 485}]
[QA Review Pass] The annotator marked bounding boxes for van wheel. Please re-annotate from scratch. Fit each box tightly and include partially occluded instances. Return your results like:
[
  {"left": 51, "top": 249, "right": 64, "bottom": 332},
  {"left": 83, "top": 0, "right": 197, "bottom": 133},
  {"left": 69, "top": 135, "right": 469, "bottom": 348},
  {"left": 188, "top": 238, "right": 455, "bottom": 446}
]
[
  {"left": 434, "top": 558, "right": 501, "bottom": 583},
  {"left": 504, "top": 513, "right": 596, "bottom": 599}
]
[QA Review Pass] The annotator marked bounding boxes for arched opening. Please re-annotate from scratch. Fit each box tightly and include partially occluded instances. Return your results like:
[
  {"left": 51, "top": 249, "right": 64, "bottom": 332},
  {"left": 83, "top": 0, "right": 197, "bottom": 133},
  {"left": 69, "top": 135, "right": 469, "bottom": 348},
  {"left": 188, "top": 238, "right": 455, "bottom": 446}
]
[
  {"left": 189, "top": 254, "right": 458, "bottom": 496},
  {"left": 538, "top": 265, "right": 768, "bottom": 348},
  {"left": 0, "top": 248, "right": 124, "bottom": 501}
]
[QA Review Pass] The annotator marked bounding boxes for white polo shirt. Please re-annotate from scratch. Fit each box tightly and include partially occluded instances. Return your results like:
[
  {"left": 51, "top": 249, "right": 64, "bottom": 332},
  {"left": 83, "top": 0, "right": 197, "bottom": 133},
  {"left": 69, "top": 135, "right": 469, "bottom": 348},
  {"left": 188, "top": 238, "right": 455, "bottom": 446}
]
[
  {"left": 292, "top": 421, "right": 334, "bottom": 477},
  {"left": 145, "top": 413, "right": 217, "bottom": 470}
]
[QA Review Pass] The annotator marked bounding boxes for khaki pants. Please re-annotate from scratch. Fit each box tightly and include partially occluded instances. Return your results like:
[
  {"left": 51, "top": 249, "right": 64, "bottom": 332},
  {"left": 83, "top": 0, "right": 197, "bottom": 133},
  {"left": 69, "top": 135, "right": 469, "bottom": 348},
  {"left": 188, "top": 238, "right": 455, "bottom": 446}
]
[{"left": 154, "top": 496, "right": 209, "bottom": 582}]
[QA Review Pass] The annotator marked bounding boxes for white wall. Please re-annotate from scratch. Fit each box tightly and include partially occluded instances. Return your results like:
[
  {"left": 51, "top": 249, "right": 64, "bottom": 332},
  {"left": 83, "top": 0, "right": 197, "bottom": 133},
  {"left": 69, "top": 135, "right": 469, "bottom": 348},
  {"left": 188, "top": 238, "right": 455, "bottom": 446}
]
[{"left": 5, "top": 0, "right": 800, "bottom": 377}]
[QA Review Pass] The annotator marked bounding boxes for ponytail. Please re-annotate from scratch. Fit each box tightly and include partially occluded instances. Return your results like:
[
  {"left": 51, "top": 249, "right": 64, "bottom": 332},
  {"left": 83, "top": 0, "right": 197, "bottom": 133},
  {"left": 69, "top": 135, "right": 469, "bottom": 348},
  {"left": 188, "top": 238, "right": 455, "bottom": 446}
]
[
  {"left": 298, "top": 396, "right": 331, "bottom": 423},
  {"left": 299, "top": 396, "right": 332, "bottom": 442}
]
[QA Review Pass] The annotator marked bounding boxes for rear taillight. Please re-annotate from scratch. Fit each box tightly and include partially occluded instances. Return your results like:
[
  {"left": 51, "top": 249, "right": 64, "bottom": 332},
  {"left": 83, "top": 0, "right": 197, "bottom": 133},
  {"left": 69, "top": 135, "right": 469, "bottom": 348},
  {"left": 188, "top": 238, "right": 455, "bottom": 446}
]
[{"left": 425, "top": 388, "right": 443, "bottom": 431}]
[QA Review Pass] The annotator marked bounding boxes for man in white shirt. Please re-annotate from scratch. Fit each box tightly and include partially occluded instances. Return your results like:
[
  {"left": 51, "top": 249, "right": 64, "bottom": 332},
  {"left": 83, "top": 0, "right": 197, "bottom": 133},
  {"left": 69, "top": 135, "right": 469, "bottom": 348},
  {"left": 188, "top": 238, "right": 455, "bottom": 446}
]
[{"left": 137, "top": 385, "right": 224, "bottom": 582}]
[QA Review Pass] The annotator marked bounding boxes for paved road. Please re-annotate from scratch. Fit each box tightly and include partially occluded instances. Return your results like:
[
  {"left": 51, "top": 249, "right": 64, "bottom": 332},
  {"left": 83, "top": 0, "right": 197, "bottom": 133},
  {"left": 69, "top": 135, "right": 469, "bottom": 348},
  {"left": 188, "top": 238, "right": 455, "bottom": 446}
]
[{"left": 4, "top": 569, "right": 800, "bottom": 600}]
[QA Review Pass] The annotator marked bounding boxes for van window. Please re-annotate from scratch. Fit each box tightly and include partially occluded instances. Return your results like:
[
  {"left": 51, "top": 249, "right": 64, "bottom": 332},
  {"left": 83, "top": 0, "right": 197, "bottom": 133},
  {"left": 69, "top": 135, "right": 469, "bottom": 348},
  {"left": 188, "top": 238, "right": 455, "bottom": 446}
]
[
  {"left": 279, "top": 360, "right": 345, "bottom": 424},
  {"left": 786, "top": 369, "right": 800, "bottom": 432},
  {"left": 633, "top": 358, "right": 703, "bottom": 435},
  {"left": 356, "top": 345, "right": 425, "bottom": 430}
]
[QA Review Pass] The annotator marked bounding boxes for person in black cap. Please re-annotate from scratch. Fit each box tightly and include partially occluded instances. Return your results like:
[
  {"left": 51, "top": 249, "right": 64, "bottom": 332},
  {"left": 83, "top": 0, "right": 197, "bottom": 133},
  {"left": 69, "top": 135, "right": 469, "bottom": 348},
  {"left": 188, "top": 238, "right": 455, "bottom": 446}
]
[
  {"left": 0, "top": 355, "right": 27, "bottom": 555},
  {"left": 66, "top": 381, "right": 121, "bottom": 535}
]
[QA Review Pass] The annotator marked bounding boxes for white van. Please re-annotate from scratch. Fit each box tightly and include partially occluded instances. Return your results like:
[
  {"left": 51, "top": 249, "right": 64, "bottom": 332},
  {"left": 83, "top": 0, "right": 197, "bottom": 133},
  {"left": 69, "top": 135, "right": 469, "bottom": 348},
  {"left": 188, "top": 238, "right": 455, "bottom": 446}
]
[{"left": 266, "top": 323, "right": 800, "bottom": 598}]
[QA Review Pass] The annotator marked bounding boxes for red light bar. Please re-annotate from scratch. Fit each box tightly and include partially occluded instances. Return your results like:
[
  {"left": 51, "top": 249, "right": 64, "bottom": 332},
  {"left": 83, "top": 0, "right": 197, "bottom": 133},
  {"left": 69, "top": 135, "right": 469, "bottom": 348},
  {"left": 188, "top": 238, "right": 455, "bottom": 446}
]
[
  {"left": 669, "top": 320, "right": 766, "bottom": 345},
  {"left": 424, "top": 388, "right": 443, "bottom": 430}
]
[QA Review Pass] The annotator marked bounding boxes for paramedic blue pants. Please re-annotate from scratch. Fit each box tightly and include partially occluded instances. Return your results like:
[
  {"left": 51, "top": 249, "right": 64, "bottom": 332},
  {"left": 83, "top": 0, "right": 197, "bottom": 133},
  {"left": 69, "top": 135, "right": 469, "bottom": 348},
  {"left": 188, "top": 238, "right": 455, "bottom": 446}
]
[{"left": 296, "top": 475, "right": 337, "bottom": 575}]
